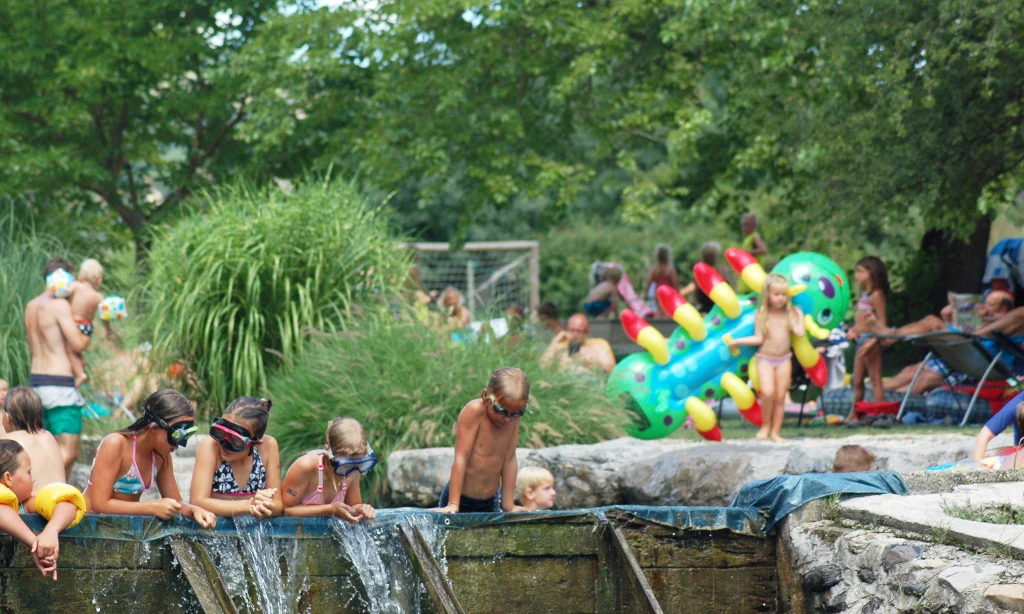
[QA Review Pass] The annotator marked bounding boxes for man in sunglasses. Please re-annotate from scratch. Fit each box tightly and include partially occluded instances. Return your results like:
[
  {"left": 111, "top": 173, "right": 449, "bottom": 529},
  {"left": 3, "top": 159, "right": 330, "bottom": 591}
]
[
  {"left": 434, "top": 367, "right": 532, "bottom": 514},
  {"left": 542, "top": 313, "right": 616, "bottom": 374}
]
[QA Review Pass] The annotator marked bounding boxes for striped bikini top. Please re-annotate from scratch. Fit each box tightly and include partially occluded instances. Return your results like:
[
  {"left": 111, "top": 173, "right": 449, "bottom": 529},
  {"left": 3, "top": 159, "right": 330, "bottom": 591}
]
[{"left": 88, "top": 435, "right": 157, "bottom": 496}]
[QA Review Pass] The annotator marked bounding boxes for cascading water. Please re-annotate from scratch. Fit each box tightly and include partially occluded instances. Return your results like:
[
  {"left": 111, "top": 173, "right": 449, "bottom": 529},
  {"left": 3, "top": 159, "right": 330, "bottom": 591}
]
[
  {"left": 332, "top": 512, "right": 447, "bottom": 614},
  {"left": 232, "top": 516, "right": 310, "bottom": 614}
]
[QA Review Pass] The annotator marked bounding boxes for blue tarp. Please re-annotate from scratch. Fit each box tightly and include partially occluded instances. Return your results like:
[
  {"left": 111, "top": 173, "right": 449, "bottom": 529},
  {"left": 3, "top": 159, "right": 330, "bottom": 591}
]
[{"left": 730, "top": 471, "right": 908, "bottom": 532}]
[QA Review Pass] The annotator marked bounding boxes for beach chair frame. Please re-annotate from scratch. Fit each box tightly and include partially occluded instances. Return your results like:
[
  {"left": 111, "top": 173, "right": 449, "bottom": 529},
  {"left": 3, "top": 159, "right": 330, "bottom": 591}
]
[{"left": 891, "top": 332, "right": 1016, "bottom": 426}]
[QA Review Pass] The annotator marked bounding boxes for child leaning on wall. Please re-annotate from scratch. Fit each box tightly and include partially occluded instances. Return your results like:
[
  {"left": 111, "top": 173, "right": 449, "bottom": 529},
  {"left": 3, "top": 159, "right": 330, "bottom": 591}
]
[{"left": 515, "top": 466, "right": 556, "bottom": 511}]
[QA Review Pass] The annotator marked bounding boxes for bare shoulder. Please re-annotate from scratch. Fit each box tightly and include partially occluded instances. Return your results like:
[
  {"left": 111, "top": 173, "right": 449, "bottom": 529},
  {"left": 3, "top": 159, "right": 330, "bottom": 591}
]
[
  {"left": 46, "top": 297, "right": 72, "bottom": 316},
  {"left": 291, "top": 452, "right": 320, "bottom": 471},
  {"left": 195, "top": 435, "right": 220, "bottom": 457},
  {"left": 96, "top": 432, "right": 128, "bottom": 458},
  {"left": 458, "top": 399, "right": 485, "bottom": 422},
  {"left": 261, "top": 435, "right": 280, "bottom": 452}
]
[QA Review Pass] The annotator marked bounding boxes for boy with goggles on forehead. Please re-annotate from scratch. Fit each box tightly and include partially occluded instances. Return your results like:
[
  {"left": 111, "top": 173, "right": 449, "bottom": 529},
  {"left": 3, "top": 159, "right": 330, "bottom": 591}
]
[
  {"left": 85, "top": 389, "right": 216, "bottom": 528},
  {"left": 281, "top": 417, "right": 377, "bottom": 522},
  {"left": 434, "top": 367, "right": 531, "bottom": 514}
]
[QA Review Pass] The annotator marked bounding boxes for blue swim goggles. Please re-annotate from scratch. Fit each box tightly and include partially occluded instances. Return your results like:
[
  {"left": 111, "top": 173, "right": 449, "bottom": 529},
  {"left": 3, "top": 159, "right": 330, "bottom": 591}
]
[{"left": 330, "top": 448, "right": 377, "bottom": 477}]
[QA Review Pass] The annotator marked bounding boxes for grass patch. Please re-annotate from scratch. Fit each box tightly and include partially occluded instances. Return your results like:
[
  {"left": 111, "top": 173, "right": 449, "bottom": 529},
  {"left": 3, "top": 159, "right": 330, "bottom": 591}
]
[
  {"left": 942, "top": 499, "right": 1024, "bottom": 525},
  {"left": 668, "top": 420, "right": 968, "bottom": 441},
  {"left": 268, "top": 312, "right": 629, "bottom": 505}
]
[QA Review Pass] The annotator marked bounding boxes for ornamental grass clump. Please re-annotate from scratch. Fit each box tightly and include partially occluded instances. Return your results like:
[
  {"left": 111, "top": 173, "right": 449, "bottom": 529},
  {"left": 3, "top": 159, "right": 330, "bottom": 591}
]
[
  {"left": 145, "top": 178, "right": 408, "bottom": 411},
  {"left": 269, "top": 313, "right": 628, "bottom": 505}
]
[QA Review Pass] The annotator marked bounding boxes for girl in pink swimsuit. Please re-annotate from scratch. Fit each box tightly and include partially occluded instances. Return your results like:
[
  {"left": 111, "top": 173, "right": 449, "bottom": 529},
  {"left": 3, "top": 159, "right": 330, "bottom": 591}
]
[{"left": 281, "top": 418, "right": 377, "bottom": 523}]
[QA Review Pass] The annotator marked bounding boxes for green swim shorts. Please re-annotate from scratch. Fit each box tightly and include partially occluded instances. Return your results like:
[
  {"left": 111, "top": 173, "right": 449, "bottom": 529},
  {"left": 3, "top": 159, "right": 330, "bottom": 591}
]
[{"left": 44, "top": 405, "right": 83, "bottom": 436}]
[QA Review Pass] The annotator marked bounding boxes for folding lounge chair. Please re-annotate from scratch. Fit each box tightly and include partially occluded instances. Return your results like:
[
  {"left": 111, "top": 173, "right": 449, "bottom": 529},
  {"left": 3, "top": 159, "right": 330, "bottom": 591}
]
[{"left": 894, "top": 332, "right": 1020, "bottom": 426}]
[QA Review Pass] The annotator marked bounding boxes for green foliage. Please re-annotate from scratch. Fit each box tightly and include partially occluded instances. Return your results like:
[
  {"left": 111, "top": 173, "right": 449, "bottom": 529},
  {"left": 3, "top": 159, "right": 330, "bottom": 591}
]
[
  {"left": 0, "top": 211, "right": 76, "bottom": 387},
  {"left": 268, "top": 313, "right": 628, "bottom": 504},
  {"left": 0, "top": 0, "right": 292, "bottom": 253},
  {"left": 941, "top": 499, "right": 1024, "bottom": 525},
  {"left": 144, "top": 178, "right": 409, "bottom": 411}
]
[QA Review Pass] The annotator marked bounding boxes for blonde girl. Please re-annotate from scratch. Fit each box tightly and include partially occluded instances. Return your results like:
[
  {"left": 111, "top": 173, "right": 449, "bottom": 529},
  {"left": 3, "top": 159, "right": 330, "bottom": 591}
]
[
  {"left": 281, "top": 418, "right": 377, "bottom": 522},
  {"left": 728, "top": 274, "right": 805, "bottom": 442}
]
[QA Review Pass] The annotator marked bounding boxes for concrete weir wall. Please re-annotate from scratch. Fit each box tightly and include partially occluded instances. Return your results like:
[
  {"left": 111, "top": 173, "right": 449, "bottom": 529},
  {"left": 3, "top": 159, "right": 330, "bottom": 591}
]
[{"left": 0, "top": 510, "right": 779, "bottom": 613}]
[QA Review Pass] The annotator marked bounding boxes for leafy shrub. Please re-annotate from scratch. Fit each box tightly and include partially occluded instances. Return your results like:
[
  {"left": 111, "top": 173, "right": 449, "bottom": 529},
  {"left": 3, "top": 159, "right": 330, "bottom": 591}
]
[
  {"left": 268, "top": 313, "right": 628, "bottom": 504},
  {"left": 144, "top": 178, "right": 409, "bottom": 411},
  {"left": 0, "top": 211, "right": 77, "bottom": 386}
]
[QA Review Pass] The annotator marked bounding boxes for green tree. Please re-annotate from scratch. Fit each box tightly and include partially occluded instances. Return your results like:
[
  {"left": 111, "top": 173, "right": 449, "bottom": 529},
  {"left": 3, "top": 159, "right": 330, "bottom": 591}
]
[{"left": 0, "top": 1, "right": 284, "bottom": 255}]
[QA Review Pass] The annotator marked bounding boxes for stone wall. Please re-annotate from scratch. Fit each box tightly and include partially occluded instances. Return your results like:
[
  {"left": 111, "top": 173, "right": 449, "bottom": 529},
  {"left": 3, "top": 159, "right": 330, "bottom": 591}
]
[{"left": 388, "top": 433, "right": 1009, "bottom": 508}]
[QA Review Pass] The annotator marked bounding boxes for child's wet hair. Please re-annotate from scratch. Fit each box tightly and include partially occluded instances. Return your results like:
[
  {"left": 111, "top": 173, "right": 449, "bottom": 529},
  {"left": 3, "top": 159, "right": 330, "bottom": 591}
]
[
  {"left": 487, "top": 367, "right": 531, "bottom": 403},
  {"left": 120, "top": 389, "right": 195, "bottom": 437},
  {"left": 226, "top": 396, "right": 273, "bottom": 439},
  {"left": 327, "top": 417, "right": 368, "bottom": 456},
  {"left": 516, "top": 466, "right": 554, "bottom": 502},
  {"left": 3, "top": 387, "right": 44, "bottom": 434},
  {"left": 0, "top": 440, "right": 25, "bottom": 476},
  {"left": 856, "top": 256, "right": 890, "bottom": 297}
]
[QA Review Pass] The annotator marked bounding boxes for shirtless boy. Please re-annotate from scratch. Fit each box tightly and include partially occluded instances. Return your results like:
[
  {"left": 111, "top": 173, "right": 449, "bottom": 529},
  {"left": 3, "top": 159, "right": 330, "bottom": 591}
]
[
  {"left": 0, "top": 387, "right": 66, "bottom": 512},
  {"left": 67, "top": 259, "right": 107, "bottom": 387},
  {"left": 434, "top": 367, "right": 530, "bottom": 513},
  {"left": 25, "top": 258, "right": 91, "bottom": 474}
]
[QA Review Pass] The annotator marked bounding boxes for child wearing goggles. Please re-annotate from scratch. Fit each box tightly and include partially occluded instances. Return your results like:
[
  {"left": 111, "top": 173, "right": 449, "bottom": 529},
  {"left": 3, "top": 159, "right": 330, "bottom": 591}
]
[
  {"left": 281, "top": 417, "right": 377, "bottom": 523},
  {"left": 85, "top": 389, "right": 216, "bottom": 528},
  {"left": 433, "top": 367, "right": 531, "bottom": 514},
  {"left": 191, "top": 396, "right": 282, "bottom": 519}
]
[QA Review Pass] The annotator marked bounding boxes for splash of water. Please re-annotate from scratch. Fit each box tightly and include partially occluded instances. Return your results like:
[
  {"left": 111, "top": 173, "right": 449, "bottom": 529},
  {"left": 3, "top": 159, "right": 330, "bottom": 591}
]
[
  {"left": 232, "top": 516, "right": 310, "bottom": 614},
  {"left": 332, "top": 513, "right": 447, "bottom": 614}
]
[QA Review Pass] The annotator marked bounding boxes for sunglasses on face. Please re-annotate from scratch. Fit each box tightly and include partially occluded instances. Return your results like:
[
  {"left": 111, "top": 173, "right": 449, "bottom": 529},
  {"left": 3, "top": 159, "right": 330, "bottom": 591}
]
[
  {"left": 210, "top": 418, "right": 259, "bottom": 453},
  {"left": 330, "top": 448, "right": 378, "bottom": 476},
  {"left": 487, "top": 393, "right": 527, "bottom": 418},
  {"left": 146, "top": 411, "right": 197, "bottom": 448}
]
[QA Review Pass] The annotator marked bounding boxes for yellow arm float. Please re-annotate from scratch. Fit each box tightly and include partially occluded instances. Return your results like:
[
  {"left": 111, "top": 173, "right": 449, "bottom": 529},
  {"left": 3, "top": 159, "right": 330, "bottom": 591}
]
[
  {"left": 35, "top": 483, "right": 87, "bottom": 529},
  {"left": 0, "top": 484, "right": 19, "bottom": 512}
]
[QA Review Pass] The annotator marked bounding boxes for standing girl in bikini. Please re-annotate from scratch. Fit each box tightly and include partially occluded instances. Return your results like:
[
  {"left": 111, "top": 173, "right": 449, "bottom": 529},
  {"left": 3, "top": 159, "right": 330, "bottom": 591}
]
[
  {"left": 86, "top": 389, "right": 216, "bottom": 527},
  {"left": 191, "top": 396, "right": 283, "bottom": 518},
  {"left": 728, "top": 274, "right": 805, "bottom": 442},
  {"left": 845, "top": 257, "right": 889, "bottom": 424},
  {"left": 280, "top": 417, "right": 377, "bottom": 522},
  {"left": 644, "top": 245, "right": 679, "bottom": 317}
]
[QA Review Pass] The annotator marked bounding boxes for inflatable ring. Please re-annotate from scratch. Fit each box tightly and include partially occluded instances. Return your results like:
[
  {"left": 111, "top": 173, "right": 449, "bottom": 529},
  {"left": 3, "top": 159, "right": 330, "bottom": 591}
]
[
  {"left": 0, "top": 484, "right": 19, "bottom": 512},
  {"left": 35, "top": 483, "right": 86, "bottom": 529}
]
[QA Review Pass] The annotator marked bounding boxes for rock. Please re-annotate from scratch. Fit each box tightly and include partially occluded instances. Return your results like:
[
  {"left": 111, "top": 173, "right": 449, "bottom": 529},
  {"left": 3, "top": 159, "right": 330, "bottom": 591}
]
[
  {"left": 938, "top": 564, "right": 1006, "bottom": 595},
  {"left": 985, "top": 584, "right": 1024, "bottom": 612},
  {"left": 900, "top": 583, "right": 927, "bottom": 597},
  {"left": 386, "top": 433, "right": 990, "bottom": 508},
  {"left": 882, "top": 544, "right": 923, "bottom": 571},
  {"left": 857, "top": 568, "right": 876, "bottom": 583},
  {"left": 802, "top": 564, "right": 843, "bottom": 593}
]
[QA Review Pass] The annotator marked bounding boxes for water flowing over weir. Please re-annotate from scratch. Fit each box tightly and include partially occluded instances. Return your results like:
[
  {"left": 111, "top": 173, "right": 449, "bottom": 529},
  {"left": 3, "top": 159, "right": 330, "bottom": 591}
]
[{"left": 1, "top": 506, "right": 779, "bottom": 613}]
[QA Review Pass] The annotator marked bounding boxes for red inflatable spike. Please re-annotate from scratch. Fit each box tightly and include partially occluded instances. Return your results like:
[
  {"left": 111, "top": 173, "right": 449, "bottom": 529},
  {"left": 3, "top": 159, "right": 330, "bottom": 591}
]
[
  {"left": 656, "top": 285, "right": 687, "bottom": 314},
  {"left": 806, "top": 357, "right": 828, "bottom": 387},
  {"left": 699, "top": 425, "right": 723, "bottom": 442},
  {"left": 693, "top": 262, "right": 725, "bottom": 295},
  {"left": 724, "top": 248, "right": 758, "bottom": 273},
  {"left": 620, "top": 309, "right": 647, "bottom": 341},
  {"left": 741, "top": 401, "right": 763, "bottom": 427}
]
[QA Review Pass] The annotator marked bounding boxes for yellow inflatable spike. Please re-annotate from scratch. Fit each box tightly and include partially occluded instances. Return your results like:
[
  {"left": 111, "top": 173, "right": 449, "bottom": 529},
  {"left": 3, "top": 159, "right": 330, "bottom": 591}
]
[
  {"left": 788, "top": 283, "right": 807, "bottom": 297},
  {"left": 726, "top": 249, "right": 768, "bottom": 294},
  {"left": 804, "top": 315, "right": 829, "bottom": 340},
  {"left": 636, "top": 326, "right": 670, "bottom": 366},
  {"left": 35, "top": 483, "right": 87, "bottom": 529},
  {"left": 720, "top": 372, "right": 755, "bottom": 410},
  {"left": 792, "top": 334, "right": 818, "bottom": 367},
  {"left": 709, "top": 284, "right": 742, "bottom": 319},
  {"left": 748, "top": 356, "right": 760, "bottom": 391},
  {"left": 674, "top": 303, "right": 707, "bottom": 341},
  {"left": 0, "top": 484, "right": 18, "bottom": 512},
  {"left": 684, "top": 397, "right": 718, "bottom": 433}
]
